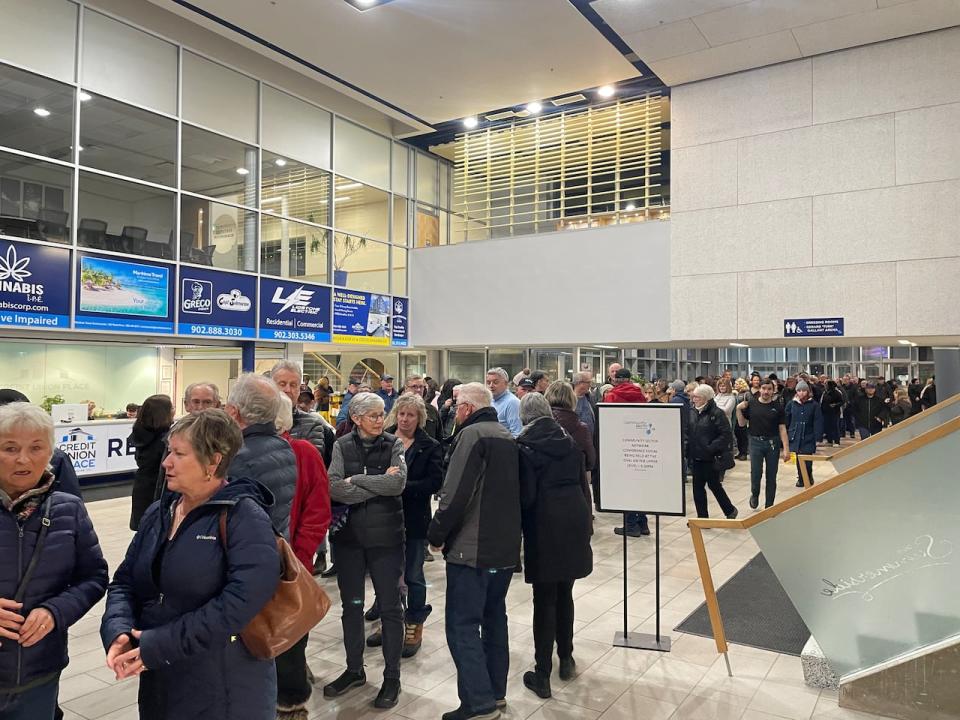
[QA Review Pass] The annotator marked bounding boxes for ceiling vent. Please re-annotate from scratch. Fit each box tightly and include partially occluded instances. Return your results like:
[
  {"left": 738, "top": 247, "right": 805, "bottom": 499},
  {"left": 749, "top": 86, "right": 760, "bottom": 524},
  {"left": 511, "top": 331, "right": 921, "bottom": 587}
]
[
  {"left": 550, "top": 93, "right": 587, "bottom": 107},
  {"left": 484, "top": 110, "right": 518, "bottom": 122}
]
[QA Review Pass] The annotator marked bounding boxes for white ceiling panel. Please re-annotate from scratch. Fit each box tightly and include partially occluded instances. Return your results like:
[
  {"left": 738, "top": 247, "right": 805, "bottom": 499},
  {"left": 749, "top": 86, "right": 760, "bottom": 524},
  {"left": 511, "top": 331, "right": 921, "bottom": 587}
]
[
  {"left": 621, "top": 20, "right": 710, "bottom": 62},
  {"left": 650, "top": 30, "right": 801, "bottom": 86},
  {"left": 591, "top": 0, "right": 748, "bottom": 35},
  {"left": 692, "top": 0, "right": 876, "bottom": 47}
]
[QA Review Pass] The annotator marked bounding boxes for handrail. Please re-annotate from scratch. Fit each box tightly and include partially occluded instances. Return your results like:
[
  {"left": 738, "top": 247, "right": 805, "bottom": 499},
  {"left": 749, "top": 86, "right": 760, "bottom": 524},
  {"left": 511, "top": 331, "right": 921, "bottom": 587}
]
[
  {"left": 687, "top": 414, "right": 960, "bottom": 674},
  {"left": 308, "top": 352, "right": 343, "bottom": 382}
]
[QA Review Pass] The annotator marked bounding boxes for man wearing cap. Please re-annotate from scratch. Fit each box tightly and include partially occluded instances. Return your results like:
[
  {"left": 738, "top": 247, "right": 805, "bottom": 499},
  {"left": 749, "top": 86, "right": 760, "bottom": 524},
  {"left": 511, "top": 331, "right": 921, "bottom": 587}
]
[
  {"left": 603, "top": 370, "right": 651, "bottom": 537},
  {"left": 378, "top": 374, "right": 399, "bottom": 414},
  {"left": 515, "top": 377, "right": 535, "bottom": 399},
  {"left": 851, "top": 382, "right": 889, "bottom": 440},
  {"left": 785, "top": 381, "right": 823, "bottom": 487},
  {"left": 337, "top": 378, "right": 362, "bottom": 425}
]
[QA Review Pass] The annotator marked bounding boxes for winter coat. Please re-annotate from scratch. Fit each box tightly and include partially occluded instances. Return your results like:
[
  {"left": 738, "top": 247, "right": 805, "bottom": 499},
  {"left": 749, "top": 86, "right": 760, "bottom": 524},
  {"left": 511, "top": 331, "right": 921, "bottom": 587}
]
[
  {"left": 100, "top": 478, "right": 281, "bottom": 720},
  {"left": 0, "top": 477, "right": 108, "bottom": 692},
  {"left": 424, "top": 402, "right": 443, "bottom": 442},
  {"left": 517, "top": 417, "right": 593, "bottom": 585},
  {"left": 785, "top": 398, "right": 824, "bottom": 454},
  {"left": 399, "top": 428, "right": 443, "bottom": 540},
  {"left": 49, "top": 449, "right": 81, "bottom": 498},
  {"left": 820, "top": 387, "right": 844, "bottom": 415},
  {"left": 290, "top": 409, "right": 334, "bottom": 467},
  {"left": 228, "top": 422, "right": 296, "bottom": 538},
  {"left": 440, "top": 402, "right": 457, "bottom": 438},
  {"left": 687, "top": 400, "right": 734, "bottom": 463},
  {"left": 852, "top": 394, "right": 889, "bottom": 433},
  {"left": 282, "top": 433, "right": 331, "bottom": 569},
  {"left": 920, "top": 382, "right": 937, "bottom": 410},
  {"left": 603, "top": 382, "right": 648, "bottom": 404},
  {"left": 428, "top": 406, "right": 521, "bottom": 569},
  {"left": 551, "top": 407, "right": 596, "bottom": 471},
  {"left": 129, "top": 425, "right": 169, "bottom": 531},
  {"left": 889, "top": 399, "right": 913, "bottom": 425}
]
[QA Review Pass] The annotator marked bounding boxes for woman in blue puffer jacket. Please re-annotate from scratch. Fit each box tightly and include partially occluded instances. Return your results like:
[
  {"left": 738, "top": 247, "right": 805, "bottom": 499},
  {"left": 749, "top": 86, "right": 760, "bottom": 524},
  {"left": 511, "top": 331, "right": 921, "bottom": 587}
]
[
  {"left": 0, "top": 402, "right": 108, "bottom": 720},
  {"left": 100, "top": 410, "right": 281, "bottom": 720}
]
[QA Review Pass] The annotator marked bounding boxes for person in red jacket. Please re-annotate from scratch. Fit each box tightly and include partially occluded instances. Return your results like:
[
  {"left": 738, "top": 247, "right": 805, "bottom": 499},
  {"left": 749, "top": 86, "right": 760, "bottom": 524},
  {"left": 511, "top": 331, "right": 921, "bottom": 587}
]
[
  {"left": 603, "top": 369, "right": 650, "bottom": 537},
  {"left": 276, "top": 395, "right": 331, "bottom": 720}
]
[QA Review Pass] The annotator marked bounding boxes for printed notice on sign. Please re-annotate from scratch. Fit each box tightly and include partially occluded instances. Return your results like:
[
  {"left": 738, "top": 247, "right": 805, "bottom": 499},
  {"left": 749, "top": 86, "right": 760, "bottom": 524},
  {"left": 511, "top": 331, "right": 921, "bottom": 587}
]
[{"left": 597, "top": 403, "right": 684, "bottom": 515}]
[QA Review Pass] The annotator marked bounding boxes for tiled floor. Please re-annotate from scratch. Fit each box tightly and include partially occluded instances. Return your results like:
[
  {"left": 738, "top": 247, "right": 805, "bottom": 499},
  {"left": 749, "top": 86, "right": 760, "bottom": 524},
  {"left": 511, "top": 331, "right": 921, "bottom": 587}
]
[{"left": 62, "top": 444, "right": 889, "bottom": 720}]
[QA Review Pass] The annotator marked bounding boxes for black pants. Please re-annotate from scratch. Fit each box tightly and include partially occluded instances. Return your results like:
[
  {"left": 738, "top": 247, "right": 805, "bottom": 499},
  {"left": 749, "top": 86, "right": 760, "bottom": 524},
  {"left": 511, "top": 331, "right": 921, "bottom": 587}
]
[
  {"left": 276, "top": 633, "right": 311, "bottom": 707},
  {"left": 532, "top": 581, "right": 575, "bottom": 676},
  {"left": 691, "top": 460, "right": 736, "bottom": 519},
  {"left": 734, "top": 421, "right": 749, "bottom": 456},
  {"left": 333, "top": 539, "right": 404, "bottom": 680},
  {"left": 795, "top": 454, "right": 814, "bottom": 485}
]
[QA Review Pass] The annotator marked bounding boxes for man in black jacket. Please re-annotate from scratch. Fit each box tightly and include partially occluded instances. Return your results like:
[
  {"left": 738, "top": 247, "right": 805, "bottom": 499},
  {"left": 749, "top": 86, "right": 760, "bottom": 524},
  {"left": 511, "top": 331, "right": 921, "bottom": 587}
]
[
  {"left": 851, "top": 382, "right": 889, "bottom": 440},
  {"left": 429, "top": 382, "right": 520, "bottom": 720},
  {"left": 271, "top": 360, "right": 334, "bottom": 465}
]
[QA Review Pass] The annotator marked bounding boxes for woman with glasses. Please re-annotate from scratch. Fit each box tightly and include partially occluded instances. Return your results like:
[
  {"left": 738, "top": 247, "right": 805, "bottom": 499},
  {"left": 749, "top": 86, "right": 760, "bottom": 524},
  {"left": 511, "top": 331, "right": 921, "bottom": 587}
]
[{"left": 322, "top": 393, "right": 407, "bottom": 710}]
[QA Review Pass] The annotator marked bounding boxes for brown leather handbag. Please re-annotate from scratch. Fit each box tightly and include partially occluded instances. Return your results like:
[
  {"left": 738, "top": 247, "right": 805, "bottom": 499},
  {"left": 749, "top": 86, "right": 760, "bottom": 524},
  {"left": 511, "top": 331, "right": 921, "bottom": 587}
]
[{"left": 219, "top": 510, "right": 331, "bottom": 659}]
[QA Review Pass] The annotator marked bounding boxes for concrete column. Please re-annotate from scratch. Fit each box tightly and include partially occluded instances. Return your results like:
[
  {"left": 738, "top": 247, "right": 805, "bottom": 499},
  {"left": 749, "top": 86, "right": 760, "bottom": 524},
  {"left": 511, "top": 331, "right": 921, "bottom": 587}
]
[{"left": 933, "top": 347, "right": 960, "bottom": 400}]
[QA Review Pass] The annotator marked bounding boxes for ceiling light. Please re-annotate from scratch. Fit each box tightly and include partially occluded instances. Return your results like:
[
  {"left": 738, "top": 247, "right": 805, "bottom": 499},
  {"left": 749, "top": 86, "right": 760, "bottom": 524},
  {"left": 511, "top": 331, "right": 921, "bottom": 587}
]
[
  {"left": 337, "top": 182, "right": 363, "bottom": 191},
  {"left": 624, "top": 203, "right": 636, "bottom": 212},
  {"left": 594, "top": 344, "right": 617, "bottom": 349},
  {"left": 597, "top": 85, "right": 615, "bottom": 98},
  {"left": 526, "top": 102, "right": 542, "bottom": 114},
  {"left": 235, "top": 167, "right": 249, "bottom": 175},
  {"left": 274, "top": 158, "right": 287, "bottom": 167},
  {"left": 729, "top": 342, "right": 749, "bottom": 348},
  {"left": 897, "top": 339, "right": 917, "bottom": 346},
  {"left": 33, "top": 107, "right": 51, "bottom": 117},
  {"left": 463, "top": 117, "right": 478, "bottom": 129},
  {"left": 78, "top": 91, "right": 92, "bottom": 102}
]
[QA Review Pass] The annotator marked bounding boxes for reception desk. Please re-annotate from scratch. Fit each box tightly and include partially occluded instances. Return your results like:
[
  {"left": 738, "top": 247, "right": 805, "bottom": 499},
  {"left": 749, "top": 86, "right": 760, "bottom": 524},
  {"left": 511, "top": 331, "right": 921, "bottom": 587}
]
[{"left": 55, "top": 418, "right": 137, "bottom": 479}]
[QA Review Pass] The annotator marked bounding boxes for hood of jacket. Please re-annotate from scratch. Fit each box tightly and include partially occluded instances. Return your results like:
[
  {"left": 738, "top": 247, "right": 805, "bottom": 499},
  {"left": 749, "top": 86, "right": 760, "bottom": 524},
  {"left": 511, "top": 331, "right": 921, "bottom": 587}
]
[
  {"left": 517, "top": 416, "right": 574, "bottom": 460},
  {"left": 605, "top": 382, "right": 648, "bottom": 403},
  {"left": 160, "top": 475, "right": 275, "bottom": 515},
  {"left": 128, "top": 424, "right": 168, "bottom": 449}
]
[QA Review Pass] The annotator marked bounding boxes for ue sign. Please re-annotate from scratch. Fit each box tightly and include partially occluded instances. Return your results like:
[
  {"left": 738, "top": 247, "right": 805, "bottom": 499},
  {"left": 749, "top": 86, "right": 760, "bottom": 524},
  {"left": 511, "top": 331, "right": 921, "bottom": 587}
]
[
  {"left": 391, "top": 296, "right": 409, "bottom": 347},
  {"left": 177, "top": 266, "right": 257, "bottom": 339},
  {"left": 0, "top": 239, "right": 70, "bottom": 329},
  {"left": 784, "top": 317, "right": 845, "bottom": 337},
  {"left": 258, "top": 277, "right": 332, "bottom": 342}
]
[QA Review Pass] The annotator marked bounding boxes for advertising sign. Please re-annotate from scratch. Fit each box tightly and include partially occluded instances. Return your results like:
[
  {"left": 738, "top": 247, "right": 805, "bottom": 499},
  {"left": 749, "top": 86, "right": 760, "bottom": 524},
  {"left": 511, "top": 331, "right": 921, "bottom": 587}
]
[
  {"left": 332, "top": 289, "right": 391, "bottom": 346},
  {"left": 784, "top": 317, "right": 844, "bottom": 337},
  {"left": 177, "top": 266, "right": 257, "bottom": 339},
  {"left": 0, "top": 239, "right": 70, "bottom": 329},
  {"left": 258, "top": 277, "right": 331, "bottom": 342},
  {"left": 55, "top": 420, "right": 137, "bottom": 477},
  {"left": 74, "top": 253, "right": 174, "bottom": 334},
  {"left": 391, "top": 296, "right": 409, "bottom": 347}
]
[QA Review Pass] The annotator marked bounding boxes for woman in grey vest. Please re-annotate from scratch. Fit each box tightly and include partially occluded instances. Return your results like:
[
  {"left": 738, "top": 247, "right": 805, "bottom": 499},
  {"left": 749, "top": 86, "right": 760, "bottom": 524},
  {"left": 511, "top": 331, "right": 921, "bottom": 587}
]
[{"left": 321, "top": 393, "right": 407, "bottom": 710}]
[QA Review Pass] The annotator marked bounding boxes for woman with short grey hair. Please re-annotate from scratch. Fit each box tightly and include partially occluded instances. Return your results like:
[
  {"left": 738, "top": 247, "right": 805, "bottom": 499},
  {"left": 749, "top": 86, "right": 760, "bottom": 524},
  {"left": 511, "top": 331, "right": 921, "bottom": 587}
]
[
  {"left": 544, "top": 381, "right": 595, "bottom": 473},
  {"left": 688, "top": 385, "right": 738, "bottom": 520}
]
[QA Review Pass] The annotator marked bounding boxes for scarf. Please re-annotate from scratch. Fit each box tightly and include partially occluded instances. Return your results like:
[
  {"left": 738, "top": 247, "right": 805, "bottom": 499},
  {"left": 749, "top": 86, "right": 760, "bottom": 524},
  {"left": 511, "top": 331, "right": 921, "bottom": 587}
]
[{"left": 0, "top": 471, "right": 55, "bottom": 522}]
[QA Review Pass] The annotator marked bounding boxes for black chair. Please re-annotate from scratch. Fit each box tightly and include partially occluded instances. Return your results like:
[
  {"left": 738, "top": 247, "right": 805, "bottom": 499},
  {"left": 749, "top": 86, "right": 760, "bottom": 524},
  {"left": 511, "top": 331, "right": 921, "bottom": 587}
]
[
  {"left": 176, "top": 230, "right": 199, "bottom": 263},
  {"left": 78, "top": 218, "right": 108, "bottom": 250},
  {"left": 197, "top": 245, "right": 216, "bottom": 266},
  {"left": 120, "top": 226, "right": 149, "bottom": 255},
  {"left": 37, "top": 208, "right": 68, "bottom": 242}
]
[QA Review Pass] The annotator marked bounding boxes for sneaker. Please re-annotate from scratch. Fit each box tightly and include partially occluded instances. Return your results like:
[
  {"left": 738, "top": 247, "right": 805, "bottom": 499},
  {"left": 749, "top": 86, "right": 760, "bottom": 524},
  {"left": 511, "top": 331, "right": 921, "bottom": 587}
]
[
  {"left": 796, "top": 479, "right": 804, "bottom": 488},
  {"left": 323, "top": 669, "right": 366, "bottom": 698},
  {"left": 401, "top": 622, "right": 423, "bottom": 658},
  {"left": 748, "top": 494, "right": 759, "bottom": 510},
  {"left": 364, "top": 606, "right": 380, "bottom": 622},
  {"left": 523, "top": 671, "right": 552, "bottom": 699},
  {"left": 725, "top": 507, "right": 739, "bottom": 520},
  {"left": 639, "top": 524, "right": 651, "bottom": 536},
  {"left": 495, "top": 699, "right": 507, "bottom": 710},
  {"left": 373, "top": 678, "right": 400, "bottom": 709},
  {"left": 614, "top": 526, "right": 644, "bottom": 538},
  {"left": 558, "top": 656, "right": 577, "bottom": 681},
  {"left": 312, "top": 553, "right": 327, "bottom": 576},
  {"left": 366, "top": 624, "right": 382, "bottom": 648},
  {"left": 442, "top": 707, "right": 501, "bottom": 720}
]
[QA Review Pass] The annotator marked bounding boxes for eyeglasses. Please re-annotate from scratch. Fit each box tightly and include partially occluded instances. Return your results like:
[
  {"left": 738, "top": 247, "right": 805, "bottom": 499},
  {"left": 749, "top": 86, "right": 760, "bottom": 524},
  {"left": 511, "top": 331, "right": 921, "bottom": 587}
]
[{"left": 362, "top": 413, "right": 386, "bottom": 422}]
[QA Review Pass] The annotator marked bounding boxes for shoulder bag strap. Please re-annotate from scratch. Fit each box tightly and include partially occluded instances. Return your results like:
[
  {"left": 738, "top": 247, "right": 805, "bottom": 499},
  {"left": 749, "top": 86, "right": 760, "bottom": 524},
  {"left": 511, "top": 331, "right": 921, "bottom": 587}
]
[
  {"left": 218, "top": 509, "right": 228, "bottom": 552},
  {"left": 14, "top": 496, "right": 54, "bottom": 603}
]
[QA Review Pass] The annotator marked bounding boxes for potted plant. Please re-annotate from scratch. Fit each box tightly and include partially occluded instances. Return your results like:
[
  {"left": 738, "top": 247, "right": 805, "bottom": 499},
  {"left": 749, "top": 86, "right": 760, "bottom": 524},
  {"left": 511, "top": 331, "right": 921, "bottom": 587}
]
[{"left": 333, "top": 234, "right": 366, "bottom": 286}]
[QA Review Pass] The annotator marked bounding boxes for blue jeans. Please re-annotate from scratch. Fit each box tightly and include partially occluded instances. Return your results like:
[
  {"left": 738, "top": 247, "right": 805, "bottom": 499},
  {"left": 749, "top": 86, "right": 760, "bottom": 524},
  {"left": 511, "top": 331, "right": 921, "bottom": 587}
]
[
  {"left": 445, "top": 564, "right": 513, "bottom": 713},
  {"left": 749, "top": 436, "right": 780, "bottom": 508},
  {"left": 0, "top": 674, "right": 59, "bottom": 720},
  {"left": 404, "top": 539, "right": 431, "bottom": 624}
]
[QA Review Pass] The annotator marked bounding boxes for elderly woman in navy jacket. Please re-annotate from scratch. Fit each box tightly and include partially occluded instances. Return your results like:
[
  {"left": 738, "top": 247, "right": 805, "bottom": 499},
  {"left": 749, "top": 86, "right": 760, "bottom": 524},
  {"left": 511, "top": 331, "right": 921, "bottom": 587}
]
[
  {"left": 100, "top": 410, "right": 280, "bottom": 720},
  {"left": 0, "top": 402, "right": 107, "bottom": 719},
  {"left": 786, "top": 381, "right": 824, "bottom": 488}
]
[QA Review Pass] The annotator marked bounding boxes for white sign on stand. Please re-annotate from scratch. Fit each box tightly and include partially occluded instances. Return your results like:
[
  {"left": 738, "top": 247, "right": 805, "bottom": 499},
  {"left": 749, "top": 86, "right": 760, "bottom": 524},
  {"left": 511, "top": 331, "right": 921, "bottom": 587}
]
[
  {"left": 597, "top": 403, "right": 685, "bottom": 516},
  {"left": 54, "top": 419, "right": 137, "bottom": 477}
]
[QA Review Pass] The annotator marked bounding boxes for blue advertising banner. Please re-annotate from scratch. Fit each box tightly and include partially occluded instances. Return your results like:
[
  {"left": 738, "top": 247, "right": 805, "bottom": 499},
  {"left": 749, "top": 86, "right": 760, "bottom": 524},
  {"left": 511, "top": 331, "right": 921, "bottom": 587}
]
[
  {"left": 177, "top": 267, "right": 257, "bottom": 339},
  {"left": 332, "top": 289, "right": 391, "bottom": 346},
  {"left": 258, "top": 277, "right": 331, "bottom": 342},
  {"left": 74, "top": 253, "right": 174, "bottom": 334},
  {"left": 0, "top": 239, "right": 70, "bottom": 329},
  {"left": 784, "top": 317, "right": 845, "bottom": 337},
  {"left": 391, "top": 296, "right": 409, "bottom": 347}
]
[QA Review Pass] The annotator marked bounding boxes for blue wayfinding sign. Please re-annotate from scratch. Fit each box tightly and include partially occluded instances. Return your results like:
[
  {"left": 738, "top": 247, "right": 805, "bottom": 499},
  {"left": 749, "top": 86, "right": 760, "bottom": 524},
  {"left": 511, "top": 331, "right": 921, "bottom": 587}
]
[
  {"left": 74, "top": 253, "right": 175, "bottom": 334},
  {"left": 258, "top": 277, "right": 332, "bottom": 342},
  {"left": 0, "top": 239, "right": 70, "bottom": 329},
  {"left": 391, "top": 296, "right": 409, "bottom": 347},
  {"left": 177, "top": 267, "right": 257, "bottom": 339},
  {"left": 784, "top": 317, "right": 844, "bottom": 337}
]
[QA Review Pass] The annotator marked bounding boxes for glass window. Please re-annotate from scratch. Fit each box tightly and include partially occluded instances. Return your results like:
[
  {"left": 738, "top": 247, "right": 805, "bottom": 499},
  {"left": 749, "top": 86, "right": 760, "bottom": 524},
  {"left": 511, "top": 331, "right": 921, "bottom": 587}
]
[
  {"left": 392, "top": 142, "right": 408, "bottom": 196},
  {"left": 448, "top": 350, "right": 485, "bottom": 383},
  {"left": 416, "top": 152, "right": 438, "bottom": 206},
  {"left": 180, "top": 196, "right": 257, "bottom": 271},
  {"left": 79, "top": 91, "right": 177, "bottom": 186},
  {"left": 392, "top": 246, "right": 406, "bottom": 296},
  {"left": 0, "top": 0, "right": 77, "bottom": 82},
  {"left": 181, "top": 124, "right": 258, "bottom": 206},
  {"left": 334, "top": 118, "right": 389, "bottom": 189},
  {"left": 261, "top": 151, "right": 330, "bottom": 226},
  {"left": 440, "top": 163, "right": 450, "bottom": 210},
  {"left": 0, "top": 64, "right": 74, "bottom": 160},
  {"left": 260, "top": 214, "right": 328, "bottom": 285},
  {"left": 333, "top": 176, "right": 388, "bottom": 243},
  {"left": 182, "top": 52, "right": 258, "bottom": 143},
  {"left": 889, "top": 346, "right": 911, "bottom": 359},
  {"left": 81, "top": 9, "right": 177, "bottom": 115},
  {"left": 391, "top": 197, "right": 407, "bottom": 246},
  {"left": 835, "top": 346, "right": 855, "bottom": 361},
  {"left": 78, "top": 171, "right": 175, "bottom": 259},
  {"left": 415, "top": 205, "right": 440, "bottom": 247},
  {"left": 0, "top": 151, "right": 72, "bottom": 243},
  {"left": 488, "top": 349, "right": 525, "bottom": 382},
  {"left": 333, "top": 233, "right": 388, "bottom": 294},
  {"left": 261, "top": 86, "right": 330, "bottom": 170}
]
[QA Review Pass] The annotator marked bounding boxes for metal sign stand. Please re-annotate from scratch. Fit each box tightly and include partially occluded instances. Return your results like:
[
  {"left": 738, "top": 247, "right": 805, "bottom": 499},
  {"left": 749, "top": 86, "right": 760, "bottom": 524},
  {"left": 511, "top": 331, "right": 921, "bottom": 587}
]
[{"left": 613, "top": 514, "right": 671, "bottom": 652}]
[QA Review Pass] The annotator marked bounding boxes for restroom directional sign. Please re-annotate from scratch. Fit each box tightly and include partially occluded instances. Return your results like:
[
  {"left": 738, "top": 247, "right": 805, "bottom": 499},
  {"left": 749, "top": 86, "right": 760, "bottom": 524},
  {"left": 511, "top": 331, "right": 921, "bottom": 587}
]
[{"left": 784, "top": 317, "right": 844, "bottom": 337}]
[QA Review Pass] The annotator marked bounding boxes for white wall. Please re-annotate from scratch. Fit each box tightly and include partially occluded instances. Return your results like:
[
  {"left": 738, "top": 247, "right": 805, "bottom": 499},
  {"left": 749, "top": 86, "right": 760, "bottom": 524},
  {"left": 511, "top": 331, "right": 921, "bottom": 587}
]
[
  {"left": 410, "top": 221, "right": 671, "bottom": 347},
  {"left": 670, "top": 27, "right": 960, "bottom": 343}
]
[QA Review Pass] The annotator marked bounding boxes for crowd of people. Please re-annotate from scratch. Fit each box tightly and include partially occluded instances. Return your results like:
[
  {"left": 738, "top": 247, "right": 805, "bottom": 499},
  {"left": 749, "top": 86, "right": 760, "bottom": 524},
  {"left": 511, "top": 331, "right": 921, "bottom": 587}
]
[{"left": 0, "top": 360, "right": 939, "bottom": 720}]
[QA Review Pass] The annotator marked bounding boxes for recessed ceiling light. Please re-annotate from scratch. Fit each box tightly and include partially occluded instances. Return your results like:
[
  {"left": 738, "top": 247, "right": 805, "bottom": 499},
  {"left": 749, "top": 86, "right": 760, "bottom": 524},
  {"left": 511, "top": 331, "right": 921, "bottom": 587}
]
[
  {"left": 463, "top": 117, "right": 478, "bottom": 129},
  {"left": 897, "top": 339, "right": 917, "bottom": 346},
  {"left": 236, "top": 167, "right": 249, "bottom": 175},
  {"left": 729, "top": 342, "right": 749, "bottom": 348},
  {"left": 78, "top": 91, "right": 92, "bottom": 102},
  {"left": 343, "top": 0, "right": 396, "bottom": 9},
  {"left": 597, "top": 85, "right": 615, "bottom": 98},
  {"left": 33, "top": 107, "right": 51, "bottom": 117},
  {"left": 526, "top": 102, "right": 542, "bottom": 114},
  {"left": 274, "top": 158, "right": 287, "bottom": 167}
]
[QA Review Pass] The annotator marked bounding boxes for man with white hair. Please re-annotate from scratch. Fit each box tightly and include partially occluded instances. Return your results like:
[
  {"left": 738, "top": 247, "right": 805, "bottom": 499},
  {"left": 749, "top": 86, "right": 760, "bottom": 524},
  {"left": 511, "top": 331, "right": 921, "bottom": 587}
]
[
  {"left": 226, "top": 373, "right": 297, "bottom": 537},
  {"left": 429, "top": 382, "right": 521, "bottom": 720},
  {"left": 485, "top": 367, "right": 521, "bottom": 438},
  {"left": 182, "top": 381, "right": 221, "bottom": 415},
  {"left": 572, "top": 371, "right": 595, "bottom": 434},
  {"left": 271, "top": 360, "right": 334, "bottom": 466}
]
